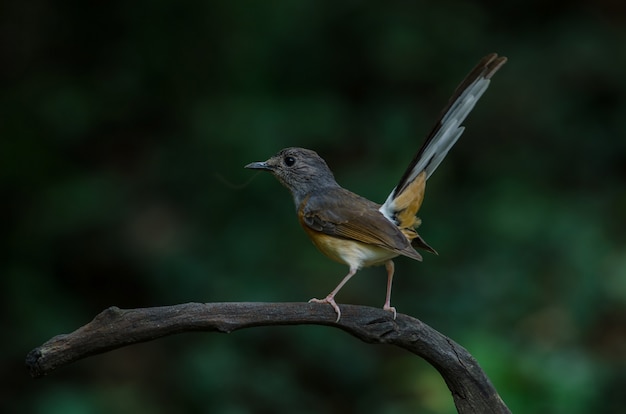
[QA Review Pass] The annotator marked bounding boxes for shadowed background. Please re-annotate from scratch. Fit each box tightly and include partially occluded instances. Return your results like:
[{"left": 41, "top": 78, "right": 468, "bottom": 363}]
[{"left": 3, "top": 1, "right": 625, "bottom": 413}]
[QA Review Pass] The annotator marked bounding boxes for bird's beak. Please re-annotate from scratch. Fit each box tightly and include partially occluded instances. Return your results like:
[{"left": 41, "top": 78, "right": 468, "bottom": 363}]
[{"left": 244, "top": 161, "right": 272, "bottom": 171}]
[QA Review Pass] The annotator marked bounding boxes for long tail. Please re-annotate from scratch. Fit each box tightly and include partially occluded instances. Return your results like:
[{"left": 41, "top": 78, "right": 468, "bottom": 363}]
[{"left": 380, "top": 53, "right": 507, "bottom": 226}]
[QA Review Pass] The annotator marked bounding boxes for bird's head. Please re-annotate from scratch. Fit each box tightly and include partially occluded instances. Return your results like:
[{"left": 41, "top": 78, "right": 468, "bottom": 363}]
[{"left": 245, "top": 147, "right": 338, "bottom": 205}]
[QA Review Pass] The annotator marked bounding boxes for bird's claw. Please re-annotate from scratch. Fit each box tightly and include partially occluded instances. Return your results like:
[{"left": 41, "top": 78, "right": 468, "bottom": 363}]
[
  {"left": 309, "top": 296, "right": 341, "bottom": 322},
  {"left": 383, "top": 305, "right": 397, "bottom": 320}
]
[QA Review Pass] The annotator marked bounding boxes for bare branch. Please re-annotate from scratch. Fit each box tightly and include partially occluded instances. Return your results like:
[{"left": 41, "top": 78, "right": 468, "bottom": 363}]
[{"left": 26, "top": 302, "right": 510, "bottom": 414}]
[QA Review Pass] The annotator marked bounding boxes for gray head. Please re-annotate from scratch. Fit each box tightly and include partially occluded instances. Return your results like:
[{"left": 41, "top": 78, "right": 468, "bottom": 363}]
[{"left": 245, "top": 147, "right": 339, "bottom": 205}]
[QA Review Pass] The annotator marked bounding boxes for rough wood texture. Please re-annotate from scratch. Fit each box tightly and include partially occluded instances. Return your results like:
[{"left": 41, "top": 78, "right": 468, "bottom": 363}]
[{"left": 26, "top": 302, "right": 510, "bottom": 414}]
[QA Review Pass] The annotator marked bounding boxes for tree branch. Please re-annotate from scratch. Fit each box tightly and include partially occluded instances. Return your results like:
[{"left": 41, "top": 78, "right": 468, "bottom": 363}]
[{"left": 26, "top": 302, "right": 510, "bottom": 414}]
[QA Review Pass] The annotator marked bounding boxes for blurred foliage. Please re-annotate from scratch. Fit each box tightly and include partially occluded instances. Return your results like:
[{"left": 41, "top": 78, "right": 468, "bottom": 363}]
[{"left": 3, "top": 0, "right": 626, "bottom": 413}]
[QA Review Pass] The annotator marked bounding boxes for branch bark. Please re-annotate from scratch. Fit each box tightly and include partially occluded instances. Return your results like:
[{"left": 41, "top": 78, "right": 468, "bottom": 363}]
[{"left": 26, "top": 302, "right": 510, "bottom": 414}]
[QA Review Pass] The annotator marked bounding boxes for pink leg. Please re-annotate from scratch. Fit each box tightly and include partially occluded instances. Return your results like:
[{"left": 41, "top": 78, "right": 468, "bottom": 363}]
[
  {"left": 309, "top": 266, "right": 358, "bottom": 322},
  {"left": 383, "top": 260, "right": 397, "bottom": 319}
]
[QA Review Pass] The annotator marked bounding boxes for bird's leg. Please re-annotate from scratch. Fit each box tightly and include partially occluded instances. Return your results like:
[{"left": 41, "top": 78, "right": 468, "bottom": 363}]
[
  {"left": 309, "top": 266, "right": 358, "bottom": 322},
  {"left": 383, "top": 260, "right": 397, "bottom": 319}
]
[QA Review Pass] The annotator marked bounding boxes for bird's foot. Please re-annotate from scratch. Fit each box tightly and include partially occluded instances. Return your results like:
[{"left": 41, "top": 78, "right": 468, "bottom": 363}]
[
  {"left": 309, "top": 296, "right": 341, "bottom": 322},
  {"left": 383, "top": 304, "right": 397, "bottom": 320}
]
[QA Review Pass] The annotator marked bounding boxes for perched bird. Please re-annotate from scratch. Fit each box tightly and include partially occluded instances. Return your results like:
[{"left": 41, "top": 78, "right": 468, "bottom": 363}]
[{"left": 246, "top": 53, "right": 506, "bottom": 322}]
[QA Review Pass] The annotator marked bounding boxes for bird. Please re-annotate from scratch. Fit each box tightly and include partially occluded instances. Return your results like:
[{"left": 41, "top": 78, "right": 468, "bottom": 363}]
[{"left": 245, "top": 53, "right": 507, "bottom": 322}]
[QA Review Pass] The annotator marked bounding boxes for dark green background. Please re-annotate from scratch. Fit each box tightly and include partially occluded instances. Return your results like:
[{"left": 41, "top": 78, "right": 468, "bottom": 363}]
[{"left": 4, "top": 1, "right": 625, "bottom": 413}]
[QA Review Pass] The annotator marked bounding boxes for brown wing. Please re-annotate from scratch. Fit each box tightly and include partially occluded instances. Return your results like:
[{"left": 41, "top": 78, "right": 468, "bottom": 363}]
[{"left": 298, "top": 188, "right": 422, "bottom": 260}]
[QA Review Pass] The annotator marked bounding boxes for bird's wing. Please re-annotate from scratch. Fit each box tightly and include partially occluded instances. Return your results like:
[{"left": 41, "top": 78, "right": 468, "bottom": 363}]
[{"left": 298, "top": 188, "right": 423, "bottom": 261}]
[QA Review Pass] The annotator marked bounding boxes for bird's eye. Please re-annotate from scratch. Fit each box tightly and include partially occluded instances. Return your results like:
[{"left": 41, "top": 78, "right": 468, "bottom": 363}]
[{"left": 284, "top": 156, "right": 296, "bottom": 167}]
